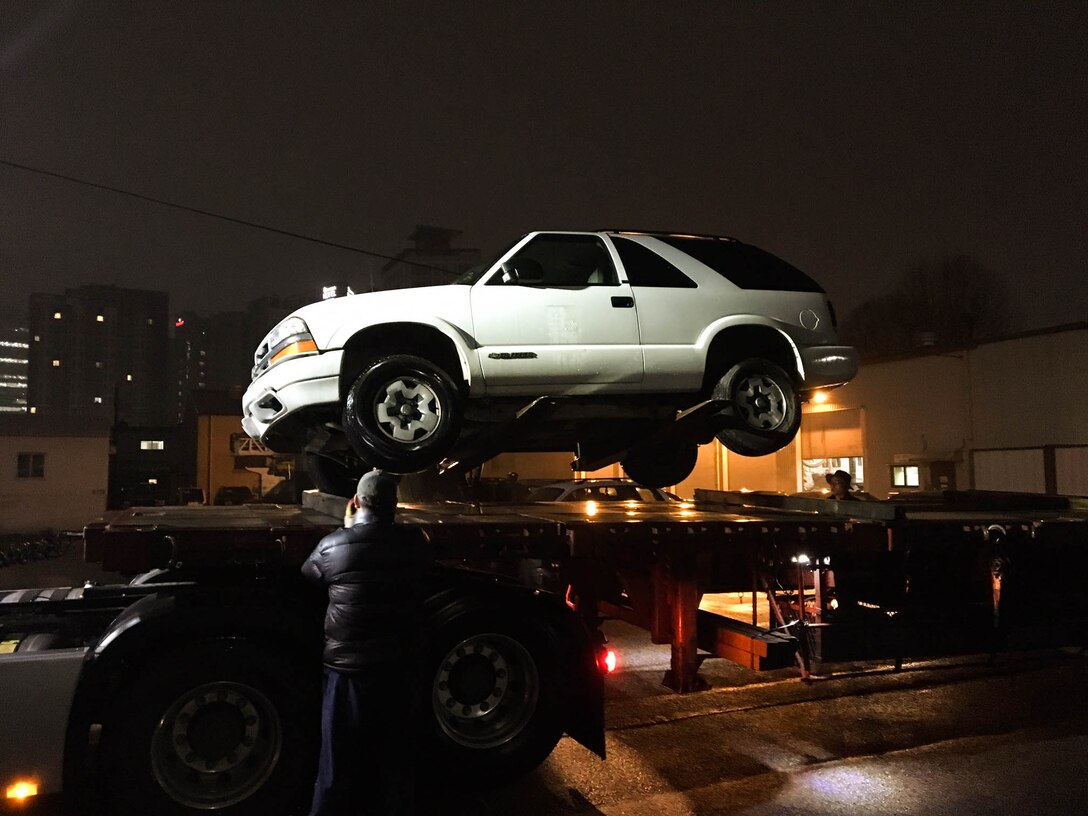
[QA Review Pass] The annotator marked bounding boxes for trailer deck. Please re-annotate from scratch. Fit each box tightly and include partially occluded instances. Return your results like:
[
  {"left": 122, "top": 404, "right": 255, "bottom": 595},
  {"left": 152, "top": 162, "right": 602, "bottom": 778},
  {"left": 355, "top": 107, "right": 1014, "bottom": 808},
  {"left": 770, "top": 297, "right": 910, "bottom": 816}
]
[{"left": 76, "top": 489, "right": 1088, "bottom": 692}]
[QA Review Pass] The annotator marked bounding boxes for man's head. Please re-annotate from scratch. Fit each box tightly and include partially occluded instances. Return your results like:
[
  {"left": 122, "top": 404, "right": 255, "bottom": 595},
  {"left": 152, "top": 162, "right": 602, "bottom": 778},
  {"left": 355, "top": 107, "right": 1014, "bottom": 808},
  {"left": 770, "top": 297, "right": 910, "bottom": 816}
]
[
  {"left": 825, "top": 469, "right": 853, "bottom": 500},
  {"left": 350, "top": 469, "right": 399, "bottom": 523}
]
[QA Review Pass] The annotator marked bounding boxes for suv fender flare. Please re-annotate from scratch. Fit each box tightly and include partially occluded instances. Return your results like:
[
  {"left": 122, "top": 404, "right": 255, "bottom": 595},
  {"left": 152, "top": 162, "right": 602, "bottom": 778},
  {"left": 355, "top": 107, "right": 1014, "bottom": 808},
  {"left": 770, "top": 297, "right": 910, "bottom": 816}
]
[
  {"left": 334, "top": 319, "right": 482, "bottom": 397},
  {"left": 697, "top": 317, "right": 805, "bottom": 383}
]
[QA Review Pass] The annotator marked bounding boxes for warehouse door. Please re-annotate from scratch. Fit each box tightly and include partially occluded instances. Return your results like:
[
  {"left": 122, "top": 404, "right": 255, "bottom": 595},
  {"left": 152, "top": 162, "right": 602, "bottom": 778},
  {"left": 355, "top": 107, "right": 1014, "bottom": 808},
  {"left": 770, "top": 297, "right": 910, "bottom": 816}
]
[{"left": 1056, "top": 446, "right": 1088, "bottom": 496}]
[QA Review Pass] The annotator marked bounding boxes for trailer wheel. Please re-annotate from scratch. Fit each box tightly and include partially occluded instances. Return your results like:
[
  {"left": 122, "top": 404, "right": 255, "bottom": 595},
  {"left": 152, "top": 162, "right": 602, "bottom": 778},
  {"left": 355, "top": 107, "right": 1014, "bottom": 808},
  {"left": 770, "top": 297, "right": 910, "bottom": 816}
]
[
  {"left": 712, "top": 357, "right": 801, "bottom": 456},
  {"left": 425, "top": 614, "right": 562, "bottom": 782},
  {"left": 100, "top": 640, "right": 317, "bottom": 816},
  {"left": 343, "top": 354, "right": 462, "bottom": 474}
]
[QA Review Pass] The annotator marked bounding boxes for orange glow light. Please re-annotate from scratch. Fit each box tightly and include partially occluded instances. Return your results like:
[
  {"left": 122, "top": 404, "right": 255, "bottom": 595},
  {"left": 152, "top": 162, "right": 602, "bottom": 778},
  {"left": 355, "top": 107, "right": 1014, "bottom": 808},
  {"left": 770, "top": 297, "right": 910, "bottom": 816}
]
[
  {"left": 584, "top": 500, "right": 599, "bottom": 517},
  {"left": 812, "top": 390, "right": 829, "bottom": 404},
  {"left": 5, "top": 780, "right": 38, "bottom": 800}
]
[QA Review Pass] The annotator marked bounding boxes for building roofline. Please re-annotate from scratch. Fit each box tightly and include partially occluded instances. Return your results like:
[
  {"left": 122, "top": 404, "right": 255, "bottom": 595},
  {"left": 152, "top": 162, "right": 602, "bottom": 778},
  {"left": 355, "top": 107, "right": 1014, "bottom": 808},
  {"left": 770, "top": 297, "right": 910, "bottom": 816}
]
[{"left": 858, "top": 322, "right": 1088, "bottom": 365}]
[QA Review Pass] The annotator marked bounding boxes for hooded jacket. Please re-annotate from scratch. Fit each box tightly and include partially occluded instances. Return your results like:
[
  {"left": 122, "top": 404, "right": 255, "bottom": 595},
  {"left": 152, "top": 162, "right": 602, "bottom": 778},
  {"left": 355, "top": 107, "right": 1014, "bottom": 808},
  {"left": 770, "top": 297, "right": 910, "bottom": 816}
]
[{"left": 302, "top": 515, "right": 434, "bottom": 673}]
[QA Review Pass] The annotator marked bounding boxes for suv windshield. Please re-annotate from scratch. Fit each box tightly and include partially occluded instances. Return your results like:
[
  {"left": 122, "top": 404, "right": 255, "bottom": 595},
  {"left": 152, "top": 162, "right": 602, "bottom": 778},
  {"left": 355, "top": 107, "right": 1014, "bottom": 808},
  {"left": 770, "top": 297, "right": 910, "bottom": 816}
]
[{"left": 453, "top": 237, "right": 523, "bottom": 284}]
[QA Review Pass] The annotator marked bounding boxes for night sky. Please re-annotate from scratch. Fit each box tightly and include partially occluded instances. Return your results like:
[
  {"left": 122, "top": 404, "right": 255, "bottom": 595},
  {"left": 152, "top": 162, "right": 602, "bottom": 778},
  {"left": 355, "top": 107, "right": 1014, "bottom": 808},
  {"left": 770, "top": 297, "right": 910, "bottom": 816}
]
[{"left": 2, "top": 1, "right": 1085, "bottom": 330}]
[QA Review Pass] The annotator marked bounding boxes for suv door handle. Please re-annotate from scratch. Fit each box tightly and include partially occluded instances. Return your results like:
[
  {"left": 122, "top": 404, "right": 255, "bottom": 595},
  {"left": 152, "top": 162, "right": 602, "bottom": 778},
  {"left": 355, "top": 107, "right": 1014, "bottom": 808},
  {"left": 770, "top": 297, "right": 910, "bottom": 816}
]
[{"left": 611, "top": 296, "right": 634, "bottom": 308}]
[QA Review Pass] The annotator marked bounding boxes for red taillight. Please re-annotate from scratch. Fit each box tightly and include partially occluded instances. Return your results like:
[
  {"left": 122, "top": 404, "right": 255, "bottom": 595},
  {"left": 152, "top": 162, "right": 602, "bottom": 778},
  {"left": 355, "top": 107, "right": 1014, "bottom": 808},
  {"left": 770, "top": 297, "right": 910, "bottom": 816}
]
[{"left": 597, "top": 647, "right": 618, "bottom": 674}]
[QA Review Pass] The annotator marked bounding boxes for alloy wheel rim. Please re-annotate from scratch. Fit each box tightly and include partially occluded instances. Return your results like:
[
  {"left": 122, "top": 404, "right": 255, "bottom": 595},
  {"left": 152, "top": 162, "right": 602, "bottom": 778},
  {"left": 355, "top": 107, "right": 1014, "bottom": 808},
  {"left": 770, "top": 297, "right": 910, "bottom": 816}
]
[
  {"left": 735, "top": 375, "right": 787, "bottom": 430},
  {"left": 374, "top": 377, "right": 442, "bottom": 443}
]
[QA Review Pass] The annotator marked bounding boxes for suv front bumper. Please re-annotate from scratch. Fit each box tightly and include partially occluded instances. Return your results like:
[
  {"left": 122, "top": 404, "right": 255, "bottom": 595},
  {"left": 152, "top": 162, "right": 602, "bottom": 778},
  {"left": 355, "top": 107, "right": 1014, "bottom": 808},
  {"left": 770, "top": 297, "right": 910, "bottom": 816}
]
[
  {"left": 799, "top": 345, "right": 859, "bottom": 389},
  {"left": 241, "top": 350, "right": 343, "bottom": 447}
]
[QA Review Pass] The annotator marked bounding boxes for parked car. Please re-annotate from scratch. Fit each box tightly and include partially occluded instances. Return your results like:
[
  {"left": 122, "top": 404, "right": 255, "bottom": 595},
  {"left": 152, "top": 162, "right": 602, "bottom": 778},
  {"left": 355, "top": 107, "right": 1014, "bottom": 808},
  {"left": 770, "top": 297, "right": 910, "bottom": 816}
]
[
  {"left": 175, "top": 487, "right": 206, "bottom": 506},
  {"left": 213, "top": 486, "right": 255, "bottom": 506},
  {"left": 529, "top": 479, "right": 680, "bottom": 503},
  {"left": 243, "top": 230, "right": 857, "bottom": 490}
]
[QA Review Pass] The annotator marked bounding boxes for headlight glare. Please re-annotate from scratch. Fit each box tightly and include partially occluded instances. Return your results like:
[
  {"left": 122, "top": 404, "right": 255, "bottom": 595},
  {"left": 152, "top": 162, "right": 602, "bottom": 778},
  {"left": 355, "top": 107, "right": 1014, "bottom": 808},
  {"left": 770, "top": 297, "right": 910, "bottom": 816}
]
[{"left": 254, "top": 317, "right": 317, "bottom": 374}]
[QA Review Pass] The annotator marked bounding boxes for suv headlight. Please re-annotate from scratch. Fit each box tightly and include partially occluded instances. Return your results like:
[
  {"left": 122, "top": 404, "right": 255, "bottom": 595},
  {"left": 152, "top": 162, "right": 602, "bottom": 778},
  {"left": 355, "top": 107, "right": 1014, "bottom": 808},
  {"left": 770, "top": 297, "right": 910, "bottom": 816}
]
[{"left": 253, "top": 317, "right": 317, "bottom": 375}]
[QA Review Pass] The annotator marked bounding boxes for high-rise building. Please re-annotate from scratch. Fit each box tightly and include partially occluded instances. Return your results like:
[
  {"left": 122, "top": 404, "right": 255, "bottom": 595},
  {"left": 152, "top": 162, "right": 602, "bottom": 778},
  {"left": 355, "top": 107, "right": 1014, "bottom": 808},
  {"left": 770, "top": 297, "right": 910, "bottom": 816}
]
[
  {"left": 171, "top": 296, "right": 301, "bottom": 423},
  {"left": 0, "top": 325, "right": 29, "bottom": 413},
  {"left": 27, "top": 285, "right": 171, "bottom": 426}
]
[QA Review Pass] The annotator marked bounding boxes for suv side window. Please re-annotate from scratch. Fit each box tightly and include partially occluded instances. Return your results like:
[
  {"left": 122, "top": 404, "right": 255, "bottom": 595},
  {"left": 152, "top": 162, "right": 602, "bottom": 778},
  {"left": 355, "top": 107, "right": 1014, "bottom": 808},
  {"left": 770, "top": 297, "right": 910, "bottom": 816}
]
[
  {"left": 658, "top": 236, "right": 824, "bottom": 293},
  {"left": 491, "top": 234, "right": 618, "bottom": 287},
  {"left": 611, "top": 236, "right": 697, "bottom": 288}
]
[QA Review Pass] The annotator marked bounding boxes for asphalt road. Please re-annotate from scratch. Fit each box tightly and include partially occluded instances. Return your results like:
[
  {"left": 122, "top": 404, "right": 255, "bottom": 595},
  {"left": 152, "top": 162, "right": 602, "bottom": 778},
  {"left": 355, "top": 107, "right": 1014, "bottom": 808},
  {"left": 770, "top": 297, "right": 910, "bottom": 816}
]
[
  {"left": 455, "top": 624, "right": 1088, "bottom": 815},
  {"left": 4, "top": 552, "right": 1087, "bottom": 815}
]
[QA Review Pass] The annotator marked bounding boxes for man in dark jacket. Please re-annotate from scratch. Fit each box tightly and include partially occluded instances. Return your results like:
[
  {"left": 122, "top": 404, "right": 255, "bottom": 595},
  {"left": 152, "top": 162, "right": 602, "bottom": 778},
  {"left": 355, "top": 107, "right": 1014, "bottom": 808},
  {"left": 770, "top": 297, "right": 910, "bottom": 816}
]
[{"left": 303, "top": 469, "right": 433, "bottom": 816}]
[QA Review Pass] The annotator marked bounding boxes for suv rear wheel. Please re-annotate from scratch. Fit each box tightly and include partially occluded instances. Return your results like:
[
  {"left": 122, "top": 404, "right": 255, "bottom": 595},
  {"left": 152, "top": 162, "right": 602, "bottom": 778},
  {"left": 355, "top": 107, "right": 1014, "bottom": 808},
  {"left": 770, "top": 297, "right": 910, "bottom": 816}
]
[
  {"left": 343, "top": 354, "right": 462, "bottom": 473},
  {"left": 712, "top": 357, "right": 801, "bottom": 457}
]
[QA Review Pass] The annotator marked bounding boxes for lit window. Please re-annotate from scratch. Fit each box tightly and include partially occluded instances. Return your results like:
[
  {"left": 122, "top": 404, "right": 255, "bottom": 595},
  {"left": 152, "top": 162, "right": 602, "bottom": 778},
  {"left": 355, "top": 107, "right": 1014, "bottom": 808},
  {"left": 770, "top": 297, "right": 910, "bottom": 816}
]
[
  {"left": 93, "top": 396, "right": 102, "bottom": 404},
  {"left": 148, "top": 478, "right": 158, "bottom": 485},
  {"left": 33, "top": 335, "right": 40, "bottom": 342},
  {"left": 891, "top": 465, "right": 920, "bottom": 488},
  {"left": 16, "top": 452, "right": 45, "bottom": 478},
  {"left": 126, "top": 374, "right": 134, "bottom": 382},
  {"left": 96, "top": 314, "right": 105, "bottom": 322},
  {"left": 140, "top": 440, "right": 165, "bottom": 451},
  {"left": 95, "top": 361, "right": 104, "bottom": 369},
  {"left": 146, "top": 318, "right": 154, "bottom": 326},
  {"left": 53, "top": 312, "right": 62, "bottom": 320},
  {"left": 28, "top": 406, "right": 37, "bottom": 414},
  {"left": 52, "top": 359, "right": 60, "bottom": 367}
]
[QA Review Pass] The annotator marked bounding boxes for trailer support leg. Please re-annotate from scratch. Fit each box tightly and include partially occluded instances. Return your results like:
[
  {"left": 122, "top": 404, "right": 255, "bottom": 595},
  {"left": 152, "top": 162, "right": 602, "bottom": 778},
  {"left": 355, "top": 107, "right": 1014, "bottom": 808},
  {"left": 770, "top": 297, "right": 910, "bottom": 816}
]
[{"left": 662, "top": 546, "right": 708, "bottom": 693}]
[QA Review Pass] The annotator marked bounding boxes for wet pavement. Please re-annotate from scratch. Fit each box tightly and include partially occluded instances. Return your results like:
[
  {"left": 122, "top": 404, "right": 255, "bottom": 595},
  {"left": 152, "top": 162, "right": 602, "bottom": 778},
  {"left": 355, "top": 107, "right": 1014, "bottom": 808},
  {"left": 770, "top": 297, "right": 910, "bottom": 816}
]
[{"left": 4, "top": 551, "right": 1087, "bottom": 814}]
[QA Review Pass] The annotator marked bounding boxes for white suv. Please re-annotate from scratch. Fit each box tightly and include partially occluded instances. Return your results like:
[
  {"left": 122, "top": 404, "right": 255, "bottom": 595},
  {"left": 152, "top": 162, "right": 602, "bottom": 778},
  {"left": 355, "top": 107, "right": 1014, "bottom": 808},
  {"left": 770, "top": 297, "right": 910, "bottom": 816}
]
[{"left": 243, "top": 231, "right": 857, "bottom": 490}]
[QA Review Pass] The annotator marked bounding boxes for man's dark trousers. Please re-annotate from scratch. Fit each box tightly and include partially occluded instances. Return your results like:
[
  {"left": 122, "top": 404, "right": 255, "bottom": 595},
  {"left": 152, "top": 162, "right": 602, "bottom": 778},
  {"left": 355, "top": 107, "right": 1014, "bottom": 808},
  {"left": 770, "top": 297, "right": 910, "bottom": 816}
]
[{"left": 309, "top": 666, "right": 416, "bottom": 816}]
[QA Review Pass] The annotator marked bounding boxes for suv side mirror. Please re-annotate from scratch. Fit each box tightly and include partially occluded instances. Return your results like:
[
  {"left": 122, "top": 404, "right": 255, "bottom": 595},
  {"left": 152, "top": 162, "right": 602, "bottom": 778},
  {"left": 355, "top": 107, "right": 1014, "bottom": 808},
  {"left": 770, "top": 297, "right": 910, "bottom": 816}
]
[{"left": 501, "top": 259, "right": 544, "bottom": 285}]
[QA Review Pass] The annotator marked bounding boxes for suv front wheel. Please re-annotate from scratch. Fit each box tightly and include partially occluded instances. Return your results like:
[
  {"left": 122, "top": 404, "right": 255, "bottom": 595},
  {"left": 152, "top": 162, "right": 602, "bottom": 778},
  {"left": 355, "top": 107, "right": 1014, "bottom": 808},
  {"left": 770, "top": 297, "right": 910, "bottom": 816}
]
[{"left": 343, "top": 354, "right": 462, "bottom": 473}]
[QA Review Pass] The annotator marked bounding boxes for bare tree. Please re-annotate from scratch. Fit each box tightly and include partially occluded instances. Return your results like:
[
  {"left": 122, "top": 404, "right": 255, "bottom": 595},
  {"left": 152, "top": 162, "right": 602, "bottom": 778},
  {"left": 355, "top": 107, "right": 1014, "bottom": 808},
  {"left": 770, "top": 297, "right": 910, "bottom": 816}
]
[{"left": 840, "top": 255, "right": 1010, "bottom": 359}]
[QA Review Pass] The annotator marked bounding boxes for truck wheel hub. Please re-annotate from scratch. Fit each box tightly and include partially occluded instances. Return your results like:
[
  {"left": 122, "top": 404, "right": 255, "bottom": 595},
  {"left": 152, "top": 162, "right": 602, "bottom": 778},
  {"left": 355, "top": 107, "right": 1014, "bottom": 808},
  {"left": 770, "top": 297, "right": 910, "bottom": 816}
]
[
  {"left": 432, "top": 633, "right": 540, "bottom": 750},
  {"left": 151, "top": 681, "right": 282, "bottom": 809},
  {"left": 436, "top": 643, "right": 509, "bottom": 718}
]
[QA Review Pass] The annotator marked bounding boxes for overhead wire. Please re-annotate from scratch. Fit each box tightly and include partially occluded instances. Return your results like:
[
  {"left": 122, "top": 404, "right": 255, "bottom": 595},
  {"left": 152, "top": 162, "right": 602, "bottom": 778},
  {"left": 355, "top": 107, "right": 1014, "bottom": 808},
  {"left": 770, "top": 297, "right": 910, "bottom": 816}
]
[{"left": 0, "top": 157, "right": 458, "bottom": 275}]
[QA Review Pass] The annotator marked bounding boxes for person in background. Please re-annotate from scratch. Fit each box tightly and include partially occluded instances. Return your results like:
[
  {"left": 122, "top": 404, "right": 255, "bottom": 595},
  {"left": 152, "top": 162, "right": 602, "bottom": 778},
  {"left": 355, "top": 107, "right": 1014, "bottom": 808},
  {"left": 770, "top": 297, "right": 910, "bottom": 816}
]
[
  {"left": 825, "top": 469, "right": 859, "bottom": 501},
  {"left": 303, "top": 470, "right": 434, "bottom": 816}
]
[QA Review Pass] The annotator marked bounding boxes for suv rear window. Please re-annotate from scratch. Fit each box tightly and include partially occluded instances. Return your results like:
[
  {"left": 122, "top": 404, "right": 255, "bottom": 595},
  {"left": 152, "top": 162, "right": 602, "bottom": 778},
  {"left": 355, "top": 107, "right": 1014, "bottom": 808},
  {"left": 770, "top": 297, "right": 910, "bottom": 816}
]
[
  {"left": 658, "top": 237, "right": 824, "bottom": 293},
  {"left": 611, "top": 236, "right": 697, "bottom": 288}
]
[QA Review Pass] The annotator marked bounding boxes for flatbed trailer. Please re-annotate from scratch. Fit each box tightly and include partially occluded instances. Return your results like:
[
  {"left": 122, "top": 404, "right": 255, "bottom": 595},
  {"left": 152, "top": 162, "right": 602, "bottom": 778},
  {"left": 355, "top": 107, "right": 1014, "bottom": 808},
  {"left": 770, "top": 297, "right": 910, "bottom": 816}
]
[
  {"left": 0, "top": 499, "right": 605, "bottom": 815},
  {"left": 1, "top": 489, "right": 1086, "bottom": 814}
]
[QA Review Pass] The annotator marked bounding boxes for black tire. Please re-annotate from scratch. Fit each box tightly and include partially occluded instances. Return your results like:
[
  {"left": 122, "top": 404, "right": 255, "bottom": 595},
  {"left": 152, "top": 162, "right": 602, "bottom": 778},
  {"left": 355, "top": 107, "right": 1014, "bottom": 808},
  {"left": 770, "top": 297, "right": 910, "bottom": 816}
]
[
  {"left": 621, "top": 441, "right": 699, "bottom": 488},
  {"left": 302, "top": 450, "right": 364, "bottom": 498},
  {"left": 423, "top": 611, "right": 563, "bottom": 784},
  {"left": 712, "top": 357, "right": 801, "bottom": 457},
  {"left": 343, "top": 354, "right": 461, "bottom": 474},
  {"left": 99, "top": 640, "right": 318, "bottom": 816}
]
